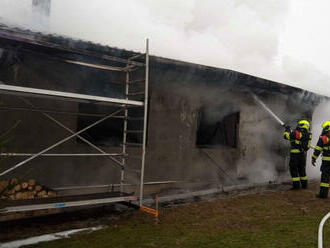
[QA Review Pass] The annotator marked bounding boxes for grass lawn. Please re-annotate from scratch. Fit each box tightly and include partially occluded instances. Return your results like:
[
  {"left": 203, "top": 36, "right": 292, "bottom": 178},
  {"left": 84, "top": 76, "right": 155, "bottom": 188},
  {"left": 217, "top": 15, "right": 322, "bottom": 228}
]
[{"left": 22, "top": 184, "right": 330, "bottom": 247}]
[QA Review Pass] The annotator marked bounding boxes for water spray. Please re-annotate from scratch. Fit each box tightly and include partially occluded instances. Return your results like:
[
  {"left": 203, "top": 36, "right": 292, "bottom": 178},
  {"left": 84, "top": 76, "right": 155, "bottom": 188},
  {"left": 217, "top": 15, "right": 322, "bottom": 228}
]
[
  {"left": 251, "top": 93, "right": 285, "bottom": 126},
  {"left": 251, "top": 93, "right": 316, "bottom": 151}
]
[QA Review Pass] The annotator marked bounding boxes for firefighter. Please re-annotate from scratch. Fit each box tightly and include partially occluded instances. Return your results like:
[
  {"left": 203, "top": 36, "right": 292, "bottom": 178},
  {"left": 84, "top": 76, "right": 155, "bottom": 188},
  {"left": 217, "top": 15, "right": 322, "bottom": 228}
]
[
  {"left": 284, "top": 120, "right": 312, "bottom": 189},
  {"left": 312, "top": 121, "right": 330, "bottom": 198}
]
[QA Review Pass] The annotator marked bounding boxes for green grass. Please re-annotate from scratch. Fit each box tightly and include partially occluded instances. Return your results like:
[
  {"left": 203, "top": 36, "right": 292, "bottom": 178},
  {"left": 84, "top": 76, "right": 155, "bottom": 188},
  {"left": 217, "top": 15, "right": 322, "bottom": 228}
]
[{"left": 26, "top": 186, "right": 330, "bottom": 248}]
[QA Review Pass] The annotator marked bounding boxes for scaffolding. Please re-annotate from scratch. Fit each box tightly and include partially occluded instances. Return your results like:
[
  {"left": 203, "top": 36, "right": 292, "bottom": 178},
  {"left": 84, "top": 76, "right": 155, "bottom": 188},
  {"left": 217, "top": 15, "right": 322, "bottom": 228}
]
[{"left": 0, "top": 37, "right": 149, "bottom": 213}]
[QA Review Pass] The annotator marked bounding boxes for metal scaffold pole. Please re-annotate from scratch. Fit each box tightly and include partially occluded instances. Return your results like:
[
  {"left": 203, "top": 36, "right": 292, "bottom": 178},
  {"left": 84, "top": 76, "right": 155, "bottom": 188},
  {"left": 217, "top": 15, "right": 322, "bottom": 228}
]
[
  {"left": 139, "top": 38, "right": 149, "bottom": 206},
  {"left": 120, "top": 58, "right": 130, "bottom": 193}
]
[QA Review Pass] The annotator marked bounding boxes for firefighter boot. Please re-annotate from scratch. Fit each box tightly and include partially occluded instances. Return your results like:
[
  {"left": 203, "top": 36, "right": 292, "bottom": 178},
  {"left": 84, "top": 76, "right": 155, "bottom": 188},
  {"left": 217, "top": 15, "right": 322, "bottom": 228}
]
[
  {"left": 292, "top": 180, "right": 301, "bottom": 190},
  {"left": 300, "top": 179, "right": 308, "bottom": 189},
  {"left": 319, "top": 186, "right": 329, "bottom": 198}
]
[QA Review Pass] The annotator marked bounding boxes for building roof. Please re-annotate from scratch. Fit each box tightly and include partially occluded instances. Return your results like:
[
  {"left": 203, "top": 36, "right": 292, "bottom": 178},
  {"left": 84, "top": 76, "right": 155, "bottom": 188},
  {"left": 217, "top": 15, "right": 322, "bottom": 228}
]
[{"left": 0, "top": 23, "right": 324, "bottom": 106}]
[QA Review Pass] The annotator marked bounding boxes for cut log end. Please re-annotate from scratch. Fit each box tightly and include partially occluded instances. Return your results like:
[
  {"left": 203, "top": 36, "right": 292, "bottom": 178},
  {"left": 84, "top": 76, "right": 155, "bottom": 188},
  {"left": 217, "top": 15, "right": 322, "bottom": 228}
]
[
  {"left": 35, "top": 185, "right": 42, "bottom": 192},
  {"left": 14, "top": 184, "right": 21, "bottom": 192},
  {"left": 10, "top": 178, "right": 18, "bottom": 185},
  {"left": 21, "top": 182, "right": 28, "bottom": 189},
  {"left": 28, "top": 179, "right": 36, "bottom": 186}
]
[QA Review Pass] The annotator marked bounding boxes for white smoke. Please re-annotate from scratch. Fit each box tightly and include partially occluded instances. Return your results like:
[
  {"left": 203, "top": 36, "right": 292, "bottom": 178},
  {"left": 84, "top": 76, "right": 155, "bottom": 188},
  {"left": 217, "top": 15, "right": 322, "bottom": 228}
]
[
  {"left": 0, "top": 0, "right": 329, "bottom": 96},
  {"left": 237, "top": 158, "right": 278, "bottom": 183}
]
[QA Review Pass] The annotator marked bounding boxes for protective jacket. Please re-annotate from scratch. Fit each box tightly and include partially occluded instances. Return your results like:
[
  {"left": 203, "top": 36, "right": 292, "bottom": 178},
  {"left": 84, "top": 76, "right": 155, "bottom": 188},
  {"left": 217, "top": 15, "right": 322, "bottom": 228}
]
[
  {"left": 313, "top": 135, "right": 330, "bottom": 162},
  {"left": 284, "top": 128, "right": 312, "bottom": 153},
  {"left": 313, "top": 134, "right": 330, "bottom": 197}
]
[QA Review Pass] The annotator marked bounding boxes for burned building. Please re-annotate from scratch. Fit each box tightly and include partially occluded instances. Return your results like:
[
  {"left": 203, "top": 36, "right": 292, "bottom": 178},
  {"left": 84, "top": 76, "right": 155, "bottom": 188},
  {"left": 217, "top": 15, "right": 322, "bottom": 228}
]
[{"left": 0, "top": 23, "right": 323, "bottom": 213}]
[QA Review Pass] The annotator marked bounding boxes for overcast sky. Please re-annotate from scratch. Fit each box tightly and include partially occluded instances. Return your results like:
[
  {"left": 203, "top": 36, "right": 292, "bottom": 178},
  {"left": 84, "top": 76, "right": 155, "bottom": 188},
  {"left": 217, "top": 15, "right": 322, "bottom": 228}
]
[{"left": 0, "top": 0, "right": 329, "bottom": 96}]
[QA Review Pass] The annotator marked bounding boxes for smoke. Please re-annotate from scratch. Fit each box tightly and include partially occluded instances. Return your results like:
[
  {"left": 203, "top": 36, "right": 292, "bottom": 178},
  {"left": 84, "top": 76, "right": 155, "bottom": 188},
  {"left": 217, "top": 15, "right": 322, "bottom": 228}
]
[
  {"left": 200, "top": 102, "right": 240, "bottom": 125},
  {"left": 235, "top": 103, "right": 284, "bottom": 184},
  {"left": 237, "top": 158, "right": 278, "bottom": 183},
  {"left": 0, "top": 0, "right": 329, "bottom": 96}
]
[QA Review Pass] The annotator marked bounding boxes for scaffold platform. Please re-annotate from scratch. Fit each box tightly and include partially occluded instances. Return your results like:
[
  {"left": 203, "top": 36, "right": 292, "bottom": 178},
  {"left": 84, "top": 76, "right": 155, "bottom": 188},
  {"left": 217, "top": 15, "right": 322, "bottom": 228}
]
[{"left": 0, "top": 192, "right": 137, "bottom": 213}]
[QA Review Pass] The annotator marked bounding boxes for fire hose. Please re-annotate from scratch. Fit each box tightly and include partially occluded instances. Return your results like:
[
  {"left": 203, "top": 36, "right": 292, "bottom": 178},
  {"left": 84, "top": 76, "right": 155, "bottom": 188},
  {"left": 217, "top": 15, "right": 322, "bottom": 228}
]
[{"left": 318, "top": 212, "right": 330, "bottom": 248}]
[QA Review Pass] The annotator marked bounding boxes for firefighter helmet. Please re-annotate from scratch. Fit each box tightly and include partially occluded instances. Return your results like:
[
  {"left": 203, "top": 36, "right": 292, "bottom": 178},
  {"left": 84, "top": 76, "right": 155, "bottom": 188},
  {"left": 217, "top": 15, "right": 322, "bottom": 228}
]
[
  {"left": 297, "top": 120, "right": 310, "bottom": 130},
  {"left": 322, "top": 121, "right": 330, "bottom": 131}
]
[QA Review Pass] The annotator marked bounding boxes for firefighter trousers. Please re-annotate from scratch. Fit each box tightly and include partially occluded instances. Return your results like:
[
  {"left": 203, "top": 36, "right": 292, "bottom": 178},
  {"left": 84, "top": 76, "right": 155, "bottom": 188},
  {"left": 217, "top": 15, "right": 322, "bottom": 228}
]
[
  {"left": 289, "top": 153, "right": 307, "bottom": 189},
  {"left": 319, "top": 162, "right": 330, "bottom": 198}
]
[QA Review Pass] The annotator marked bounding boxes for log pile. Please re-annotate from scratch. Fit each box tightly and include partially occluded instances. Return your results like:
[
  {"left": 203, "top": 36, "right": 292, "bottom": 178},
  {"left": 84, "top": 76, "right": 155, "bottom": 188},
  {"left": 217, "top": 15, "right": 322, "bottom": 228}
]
[{"left": 0, "top": 178, "right": 57, "bottom": 200}]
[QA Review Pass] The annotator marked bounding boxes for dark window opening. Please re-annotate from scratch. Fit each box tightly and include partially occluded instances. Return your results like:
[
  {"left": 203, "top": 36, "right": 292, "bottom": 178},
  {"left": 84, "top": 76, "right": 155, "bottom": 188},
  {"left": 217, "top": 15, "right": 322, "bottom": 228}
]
[
  {"left": 196, "top": 106, "right": 240, "bottom": 148},
  {"left": 77, "top": 104, "right": 145, "bottom": 147}
]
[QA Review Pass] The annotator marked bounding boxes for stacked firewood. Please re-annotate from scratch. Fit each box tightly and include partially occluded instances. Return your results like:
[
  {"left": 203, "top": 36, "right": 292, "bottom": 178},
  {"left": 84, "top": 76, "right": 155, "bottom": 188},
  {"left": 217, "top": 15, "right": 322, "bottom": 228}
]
[{"left": 0, "top": 178, "right": 57, "bottom": 200}]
